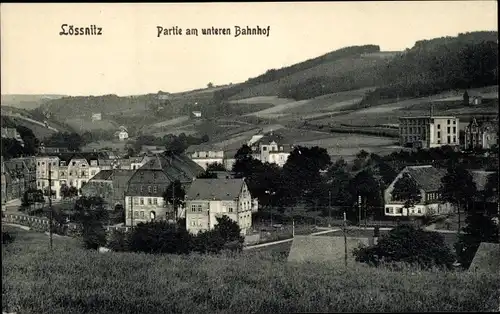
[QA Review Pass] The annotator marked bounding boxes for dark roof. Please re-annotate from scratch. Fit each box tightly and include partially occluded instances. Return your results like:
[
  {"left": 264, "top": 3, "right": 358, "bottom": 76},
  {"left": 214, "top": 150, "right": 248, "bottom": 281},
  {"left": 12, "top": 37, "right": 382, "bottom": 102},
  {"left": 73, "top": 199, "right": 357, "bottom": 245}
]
[
  {"left": 125, "top": 169, "right": 171, "bottom": 196},
  {"left": 140, "top": 154, "right": 204, "bottom": 181},
  {"left": 405, "top": 165, "right": 447, "bottom": 192},
  {"left": 185, "top": 178, "right": 245, "bottom": 200},
  {"left": 255, "top": 133, "right": 286, "bottom": 145},
  {"left": 89, "top": 170, "right": 113, "bottom": 180},
  {"left": 185, "top": 143, "right": 222, "bottom": 153}
]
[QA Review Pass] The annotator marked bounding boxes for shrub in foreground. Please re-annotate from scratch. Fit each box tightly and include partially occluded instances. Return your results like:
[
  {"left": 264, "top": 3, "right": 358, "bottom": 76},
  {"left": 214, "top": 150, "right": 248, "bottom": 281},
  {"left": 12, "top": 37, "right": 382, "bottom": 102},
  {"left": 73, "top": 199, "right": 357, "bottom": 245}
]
[
  {"left": 353, "top": 224, "right": 456, "bottom": 269},
  {"left": 2, "top": 231, "right": 14, "bottom": 245}
]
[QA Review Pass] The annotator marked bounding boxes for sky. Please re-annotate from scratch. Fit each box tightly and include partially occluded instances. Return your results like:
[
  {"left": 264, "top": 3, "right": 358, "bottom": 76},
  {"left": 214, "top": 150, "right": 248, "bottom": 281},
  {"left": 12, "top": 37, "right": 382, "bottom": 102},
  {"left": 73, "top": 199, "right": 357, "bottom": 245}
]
[{"left": 1, "top": 2, "right": 498, "bottom": 96}]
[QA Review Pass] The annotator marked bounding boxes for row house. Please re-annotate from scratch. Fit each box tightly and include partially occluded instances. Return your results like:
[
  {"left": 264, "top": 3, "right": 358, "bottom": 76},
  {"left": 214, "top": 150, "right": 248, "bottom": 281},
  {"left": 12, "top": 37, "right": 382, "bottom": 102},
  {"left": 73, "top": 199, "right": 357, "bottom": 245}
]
[
  {"left": 384, "top": 165, "right": 454, "bottom": 217},
  {"left": 464, "top": 117, "right": 498, "bottom": 150},
  {"left": 1, "top": 156, "right": 37, "bottom": 204},
  {"left": 97, "top": 155, "right": 152, "bottom": 171},
  {"left": 185, "top": 178, "right": 254, "bottom": 235},
  {"left": 399, "top": 114, "right": 460, "bottom": 149},
  {"left": 124, "top": 154, "right": 204, "bottom": 226}
]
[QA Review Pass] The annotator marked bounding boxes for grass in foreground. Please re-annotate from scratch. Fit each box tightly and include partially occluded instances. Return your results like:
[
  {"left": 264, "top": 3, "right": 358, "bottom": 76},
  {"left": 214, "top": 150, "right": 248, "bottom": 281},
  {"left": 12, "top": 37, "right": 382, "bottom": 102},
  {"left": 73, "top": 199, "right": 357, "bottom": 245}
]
[{"left": 2, "top": 226, "right": 499, "bottom": 314}]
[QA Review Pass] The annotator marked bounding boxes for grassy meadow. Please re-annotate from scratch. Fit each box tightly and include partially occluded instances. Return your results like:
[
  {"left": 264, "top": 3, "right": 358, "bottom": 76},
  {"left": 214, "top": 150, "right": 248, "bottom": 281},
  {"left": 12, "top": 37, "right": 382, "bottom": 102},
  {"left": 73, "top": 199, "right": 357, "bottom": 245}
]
[{"left": 2, "top": 225, "right": 500, "bottom": 313}]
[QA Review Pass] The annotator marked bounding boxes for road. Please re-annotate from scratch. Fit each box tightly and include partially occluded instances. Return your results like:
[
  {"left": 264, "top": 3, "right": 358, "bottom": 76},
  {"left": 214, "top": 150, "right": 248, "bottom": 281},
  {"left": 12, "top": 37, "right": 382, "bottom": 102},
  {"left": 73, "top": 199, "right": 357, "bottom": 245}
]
[{"left": 244, "top": 228, "right": 341, "bottom": 250}]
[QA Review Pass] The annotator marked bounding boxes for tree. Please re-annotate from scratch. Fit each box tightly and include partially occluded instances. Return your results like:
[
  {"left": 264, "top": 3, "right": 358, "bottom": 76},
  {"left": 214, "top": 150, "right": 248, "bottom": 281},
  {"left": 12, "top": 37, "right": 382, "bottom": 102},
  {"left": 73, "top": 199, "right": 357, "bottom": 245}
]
[
  {"left": 107, "top": 229, "right": 129, "bottom": 252},
  {"left": 207, "top": 82, "right": 214, "bottom": 88},
  {"left": 349, "top": 169, "right": 382, "bottom": 223},
  {"left": 15, "top": 126, "right": 39, "bottom": 155},
  {"left": 439, "top": 164, "right": 478, "bottom": 249},
  {"left": 282, "top": 146, "right": 331, "bottom": 206},
  {"left": 163, "top": 180, "right": 185, "bottom": 220},
  {"left": 73, "top": 196, "right": 109, "bottom": 250},
  {"left": 232, "top": 144, "right": 262, "bottom": 179},
  {"left": 455, "top": 213, "right": 499, "bottom": 268},
  {"left": 21, "top": 188, "right": 44, "bottom": 211},
  {"left": 193, "top": 215, "right": 244, "bottom": 254},
  {"left": 326, "top": 162, "right": 353, "bottom": 207},
  {"left": 482, "top": 171, "right": 498, "bottom": 215},
  {"left": 353, "top": 224, "right": 455, "bottom": 269},
  {"left": 391, "top": 173, "right": 422, "bottom": 217}
]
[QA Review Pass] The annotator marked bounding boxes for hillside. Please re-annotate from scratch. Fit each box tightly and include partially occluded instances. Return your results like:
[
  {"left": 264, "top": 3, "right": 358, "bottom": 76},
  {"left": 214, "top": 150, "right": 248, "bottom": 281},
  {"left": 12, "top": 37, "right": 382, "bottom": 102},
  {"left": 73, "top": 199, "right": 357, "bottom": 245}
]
[
  {"left": 1, "top": 94, "right": 66, "bottom": 110},
  {"left": 1, "top": 106, "right": 74, "bottom": 139},
  {"left": 3, "top": 226, "right": 500, "bottom": 313}
]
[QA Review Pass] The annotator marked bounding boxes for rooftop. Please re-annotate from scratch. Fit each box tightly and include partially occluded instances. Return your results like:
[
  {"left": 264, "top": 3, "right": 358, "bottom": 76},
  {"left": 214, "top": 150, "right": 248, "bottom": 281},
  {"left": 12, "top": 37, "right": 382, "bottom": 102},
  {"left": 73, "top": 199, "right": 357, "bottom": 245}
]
[
  {"left": 404, "top": 165, "right": 448, "bottom": 192},
  {"left": 185, "top": 178, "right": 245, "bottom": 201},
  {"left": 400, "top": 116, "right": 458, "bottom": 120}
]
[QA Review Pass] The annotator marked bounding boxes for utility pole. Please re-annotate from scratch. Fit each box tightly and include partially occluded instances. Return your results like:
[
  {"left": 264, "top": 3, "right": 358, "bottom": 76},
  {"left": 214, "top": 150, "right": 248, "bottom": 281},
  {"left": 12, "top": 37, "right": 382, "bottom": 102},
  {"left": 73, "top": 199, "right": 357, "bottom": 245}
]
[
  {"left": 48, "top": 162, "right": 53, "bottom": 250},
  {"left": 130, "top": 195, "right": 134, "bottom": 230},
  {"left": 343, "top": 211, "right": 347, "bottom": 267},
  {"left": 292, "top": 218, "right": 295, "bottom": 238},
  {"left": 328, "top": 190, "right": 332, "bottom": 227},
  {"left": 358, "top": 195, "right": 362, "bottom": 227},
  {"left": 172, "top": 181, "right": 176, "bottom": 221}
]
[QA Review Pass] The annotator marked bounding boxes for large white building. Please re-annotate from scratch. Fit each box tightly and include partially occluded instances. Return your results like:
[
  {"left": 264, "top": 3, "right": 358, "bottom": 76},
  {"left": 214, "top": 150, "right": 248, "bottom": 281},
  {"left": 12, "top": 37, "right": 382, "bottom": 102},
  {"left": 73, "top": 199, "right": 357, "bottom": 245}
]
[
  {"left": 185, "top": 144, "right": 225, "bottom": 170},
  {"left": 184, "top": 178, "right": 254, "bottom": 235},
  {"left": 399, "top": 115, "right": 459, "bottom": 149}
]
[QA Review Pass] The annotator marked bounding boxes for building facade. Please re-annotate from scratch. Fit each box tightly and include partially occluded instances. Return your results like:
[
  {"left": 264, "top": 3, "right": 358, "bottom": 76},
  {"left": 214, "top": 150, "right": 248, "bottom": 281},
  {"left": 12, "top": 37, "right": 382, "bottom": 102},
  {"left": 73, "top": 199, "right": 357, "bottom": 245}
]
[
  {"left": 399, "top": 116, "right": 459, "bottom": 149},
  {"left": 185, "top": 178, "right": 253, "bottom": 235},
  {"left": 2, "top": 156, "right": 37, "bottom": 204},
  {"left": 123, "top": 154, "right": 204, "bottom": 226},
  {"left": 464, "top": 118, "right": 498, "bottom": 150},
  {"left": 186, "top": 144, "right": 225, "bottom": 170}
]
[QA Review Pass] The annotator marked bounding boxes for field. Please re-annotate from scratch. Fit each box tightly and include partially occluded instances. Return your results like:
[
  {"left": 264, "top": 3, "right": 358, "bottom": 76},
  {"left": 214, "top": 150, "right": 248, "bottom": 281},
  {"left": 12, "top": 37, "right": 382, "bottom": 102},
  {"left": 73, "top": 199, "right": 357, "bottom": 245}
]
[
  {"left": 3, "top": 225, "right": 499, "bottom": 313},
  {"left": 82, "top": 140, "right": 129, "bottom": 152},
  {"left": 66, "top": 118, "right": 118, "bottom": 132}
]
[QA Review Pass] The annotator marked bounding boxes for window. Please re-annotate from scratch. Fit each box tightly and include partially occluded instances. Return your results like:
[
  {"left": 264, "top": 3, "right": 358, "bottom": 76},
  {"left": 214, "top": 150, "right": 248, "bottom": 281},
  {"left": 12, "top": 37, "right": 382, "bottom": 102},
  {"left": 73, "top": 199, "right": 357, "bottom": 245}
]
[
  {"left": 262, "top": 146, "right": 267, "bottom": 151},
  {"left": 91, "top": 171, "right": 96, "bottom": 176},
  {"left": 140, "top": 211, "right": 145, "bottom": 219},
  {"left": 72, "top": 162, "right": 76, "bottom": 166},
  {"left": 437, "top": 124, "right": 441, "bottom": 129},
  {"left": 42, "top": 162, "right": 45, "bottom": 165},
  {"left": 134, "top": 211, "right": 139, "bottom": 218},
  {"left": 197, "top": 205, "right": 202, "bottom": 212},
  {"left": 140, "top": 186, "right": 143, "bottom": 193},
  {"left": 51, "top": 181, "right": 54, "bottom": 186},
  {"left": 191, "top": 205, "right": 196, "bottom": 212},
  {"left": 140, "top": 198, "right": 144, "bottom": 205},
  {"left": 453, "top": 137, "right": 456, "bottom": 143},
  {"left": 153, "top": 186, "right": 157, "bottom": 193},
  {"left": 447, "top": 127, "right": 450, "bottom": 133},
  {"left": 148, "top": 186, "right": 152, "bottom": 193},
  {"left": 397, "top": 208, "right": 403, "bottom": 214},
  {"left": 37, "top": 181, "right": 40, "bottom": 187},
  {"left": 447, "top": 136, "right": 451, "bottom": 144},
  {"left": 148, "top": 198, "right": 152, "bottom": 205},
  {"left": 453, "top": 127, "right": 456, "bottom": 133},
  {"left": 37, "top": 162, "right": 40, "bottom": 166},
  {"left": 153, "top": 198, "right": 158, "bottom": 205},
  {"left": 229, "top": 207, "right": 234, "bottom": 213},
  {"left": 437, "top": 132, "right": 441, "bottom": 138}
]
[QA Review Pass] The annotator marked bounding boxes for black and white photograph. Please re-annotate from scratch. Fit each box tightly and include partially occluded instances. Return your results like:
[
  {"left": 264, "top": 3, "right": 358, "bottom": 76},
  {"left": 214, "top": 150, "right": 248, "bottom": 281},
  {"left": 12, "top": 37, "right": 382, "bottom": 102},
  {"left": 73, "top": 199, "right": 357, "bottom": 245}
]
[{"left": 1, "top": 2, "right": 499, "bottom": 313}]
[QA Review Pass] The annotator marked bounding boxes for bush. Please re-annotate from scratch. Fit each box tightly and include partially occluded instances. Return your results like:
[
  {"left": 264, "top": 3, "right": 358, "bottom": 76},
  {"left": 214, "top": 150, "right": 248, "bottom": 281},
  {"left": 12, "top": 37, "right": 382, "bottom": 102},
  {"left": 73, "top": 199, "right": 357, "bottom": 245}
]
[
  {"left": 82, "top": 222, "right": 107, "bottom": 250},
  {"left": 106, "top": 229, "right": 130, "bottom": 252},
  {"left": 353, "top": 224, "right": 455, "bottom": 269},
  {"left": 128, "top": 221, "right": 193, "bottom": 254}
]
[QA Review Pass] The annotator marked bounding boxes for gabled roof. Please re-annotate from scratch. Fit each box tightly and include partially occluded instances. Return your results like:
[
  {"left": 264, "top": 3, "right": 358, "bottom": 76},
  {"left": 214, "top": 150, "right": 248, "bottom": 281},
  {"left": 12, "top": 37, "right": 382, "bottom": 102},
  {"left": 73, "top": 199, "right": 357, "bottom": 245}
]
[
  {"left": 89, "top": 170, "right": 113, "bottom": 180},
  {"left": 254, "top": 133, "right": 286, "bottom": 145},
  {"left": 404, "top": 165, "right": 447, "bottom": 192},
  {"left": 185, "top": 143, "right": 222, "bottom": 154},
  {"left": 185, "top": 178, "right": 245, "bottom": 201},
  {"left": 140, "top": 154, "right": 204, "bottom": 180}
]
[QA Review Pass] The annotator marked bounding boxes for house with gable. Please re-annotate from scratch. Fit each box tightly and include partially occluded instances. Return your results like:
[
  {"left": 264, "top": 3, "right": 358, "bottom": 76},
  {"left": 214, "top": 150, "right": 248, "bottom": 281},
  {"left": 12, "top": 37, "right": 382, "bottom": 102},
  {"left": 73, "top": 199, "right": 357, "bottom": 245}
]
[
  {"left": 248, "top": 132, "right": 292, "bottom": 167},
  {"left": 184, "top": 178, "right": 253, "bottom": 236},
  {"left": 464, "top": 117, "right": 498, "bottom": 150},
  {"left": 124, "top": 154, "right": 204, "bottom": 226},
  {"left": 384, "top": 165, "right": 454, "bottom": 216}
]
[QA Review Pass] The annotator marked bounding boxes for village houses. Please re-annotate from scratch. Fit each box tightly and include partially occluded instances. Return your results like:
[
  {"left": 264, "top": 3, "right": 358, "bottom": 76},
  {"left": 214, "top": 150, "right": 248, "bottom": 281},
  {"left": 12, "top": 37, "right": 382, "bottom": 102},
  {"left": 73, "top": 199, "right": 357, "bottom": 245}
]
[
  {"left": 184, "top": 178, "right": 254, "bottom": 236},
  {"left": 247, "top": 132, "right": 292, "bottom": 167},
  {"left": 1, "top": 156, "right": 37, "bottom": 204}
]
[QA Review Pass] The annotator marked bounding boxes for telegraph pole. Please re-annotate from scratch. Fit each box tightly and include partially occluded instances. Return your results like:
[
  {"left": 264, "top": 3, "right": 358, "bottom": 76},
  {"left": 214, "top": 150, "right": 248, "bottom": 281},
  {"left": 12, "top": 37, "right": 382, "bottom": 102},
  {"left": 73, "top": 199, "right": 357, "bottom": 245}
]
[
  {"left": 48, "top": 163, "right": 53, "bottom": 250},
  {"left": 343, "top": 211, "right": 348, "bottom": 267},
  {"left": 328, "top": 190, "right": 332, "bottom": 227},
  {"left": 172, "top": 181, "right": 176, "bottom": 221},
  {"left": 358, "top": 195, "right": 362, "bottom": 227},
  {"left": 130, "top": 195, "right": 134, "bottom": 229}
]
